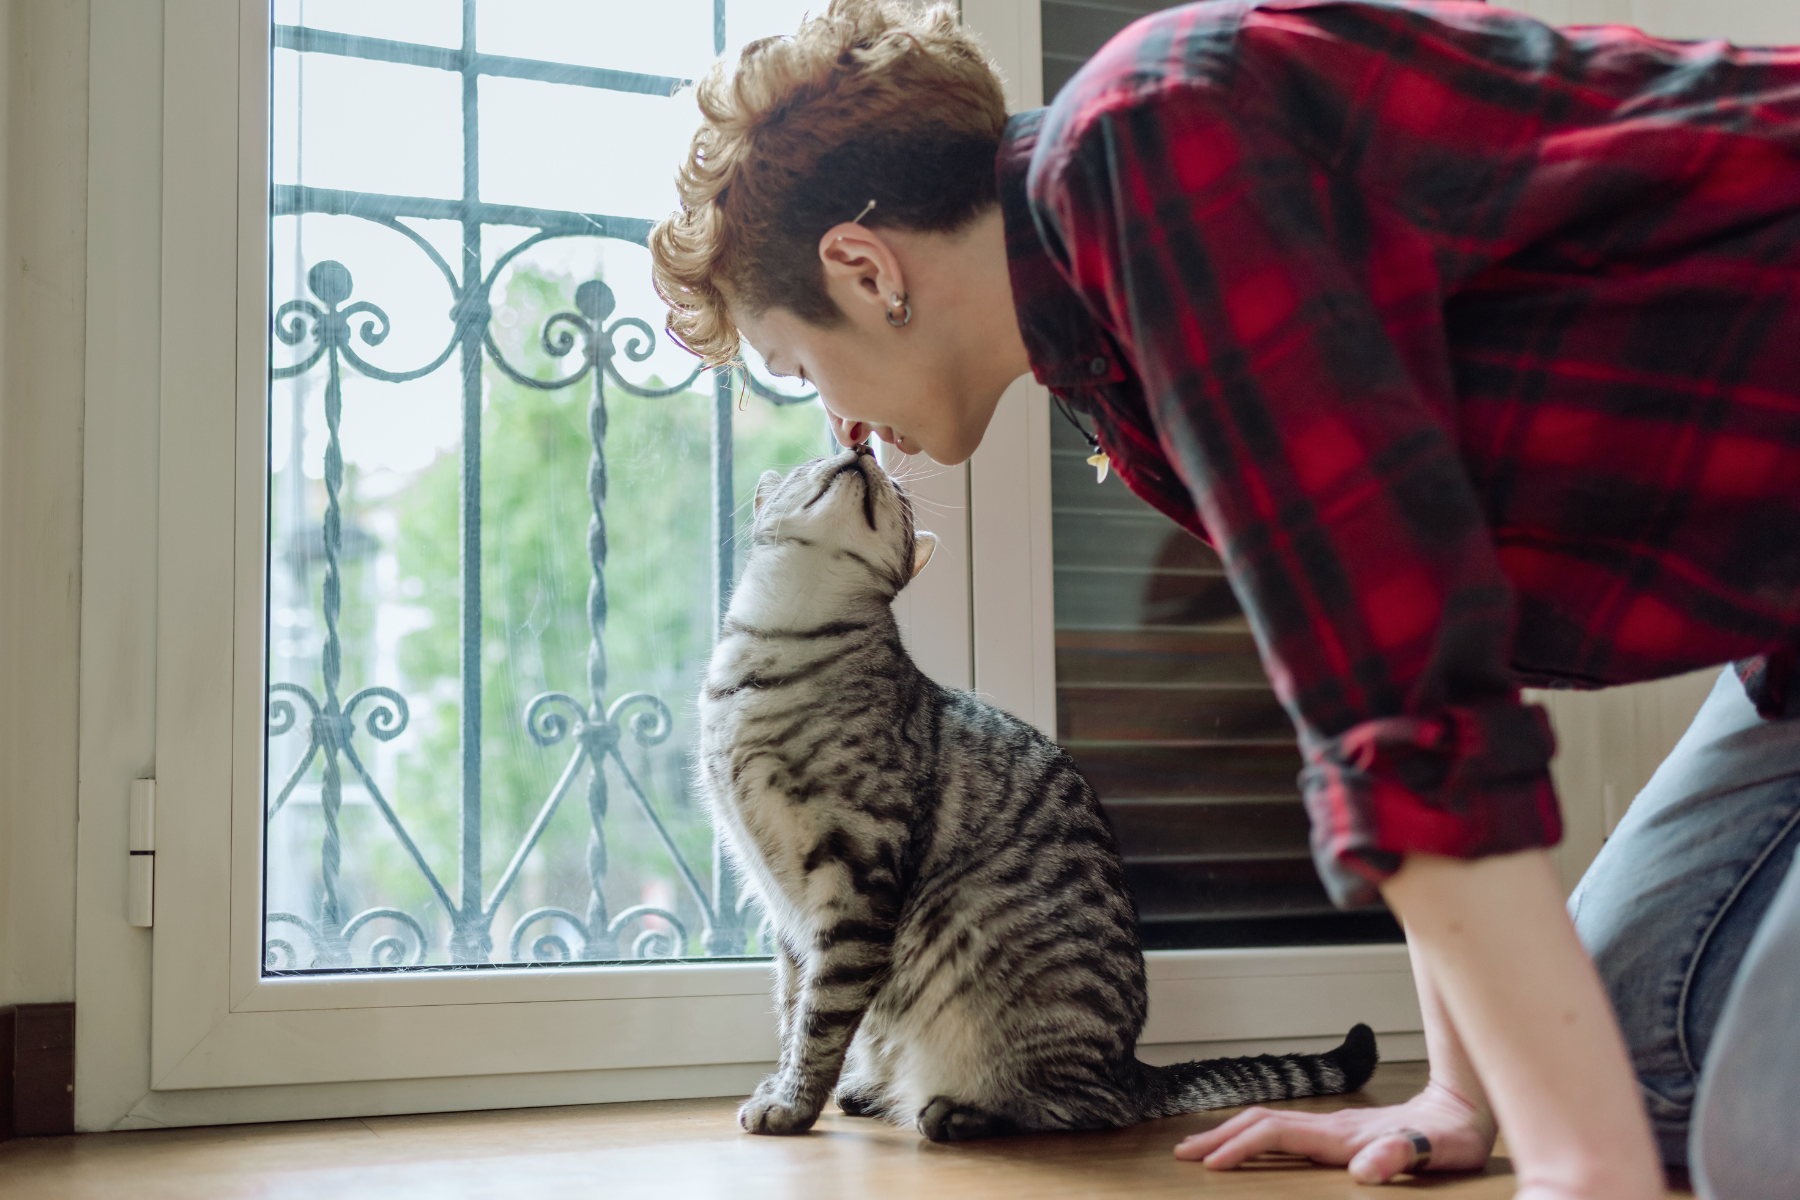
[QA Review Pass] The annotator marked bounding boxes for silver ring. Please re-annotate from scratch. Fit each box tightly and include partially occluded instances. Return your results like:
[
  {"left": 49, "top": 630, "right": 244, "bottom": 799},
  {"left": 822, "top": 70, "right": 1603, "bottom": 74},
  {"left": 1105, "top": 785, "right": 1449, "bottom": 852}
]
[
  {"left": 885, "top": 300, "right": 912, "bottom": 328},
  {"left": 1391, "top": 1127, "right": 1432, "bottom": 1173}
]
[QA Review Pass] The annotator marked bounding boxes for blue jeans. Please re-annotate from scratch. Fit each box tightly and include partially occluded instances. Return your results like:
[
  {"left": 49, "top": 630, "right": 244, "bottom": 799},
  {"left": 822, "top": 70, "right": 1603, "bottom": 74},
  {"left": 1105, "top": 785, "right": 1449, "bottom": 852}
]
[{"left": 1570, "top": 667, "right": 1800, "bottom": 1196}]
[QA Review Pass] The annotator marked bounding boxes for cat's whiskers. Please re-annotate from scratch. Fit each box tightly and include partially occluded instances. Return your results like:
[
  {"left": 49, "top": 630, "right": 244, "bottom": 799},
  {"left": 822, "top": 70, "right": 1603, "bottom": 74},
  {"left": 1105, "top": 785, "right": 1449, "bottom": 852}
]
[{"left": 901, "top": 496, "right": 966, "bottom": 519}]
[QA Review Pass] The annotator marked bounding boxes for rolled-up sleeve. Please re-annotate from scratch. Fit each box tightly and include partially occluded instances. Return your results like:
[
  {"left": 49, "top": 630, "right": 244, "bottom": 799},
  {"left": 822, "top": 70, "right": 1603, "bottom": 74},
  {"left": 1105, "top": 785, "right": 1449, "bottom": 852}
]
[{"left": 1031, "top": 89, "right": 1562, "bottom": 908}]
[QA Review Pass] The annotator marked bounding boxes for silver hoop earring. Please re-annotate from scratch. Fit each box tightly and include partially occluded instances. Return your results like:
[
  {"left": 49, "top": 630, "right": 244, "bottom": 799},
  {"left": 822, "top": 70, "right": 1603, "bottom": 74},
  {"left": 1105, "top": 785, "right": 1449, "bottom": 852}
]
[{"left": 886, "top": 294, "right": 912, "bottom": 328}]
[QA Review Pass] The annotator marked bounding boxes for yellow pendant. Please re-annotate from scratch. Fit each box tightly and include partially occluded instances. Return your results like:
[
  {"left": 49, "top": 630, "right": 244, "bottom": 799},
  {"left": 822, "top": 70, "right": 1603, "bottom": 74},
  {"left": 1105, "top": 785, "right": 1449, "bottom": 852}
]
[{"left": 1087, "top": 452, "right": 1111, "bottom": 484}]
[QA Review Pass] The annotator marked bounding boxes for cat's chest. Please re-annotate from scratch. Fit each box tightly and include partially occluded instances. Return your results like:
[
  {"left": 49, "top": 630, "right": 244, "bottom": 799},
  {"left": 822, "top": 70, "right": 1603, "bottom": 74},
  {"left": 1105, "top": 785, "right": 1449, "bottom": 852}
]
[
  {"left": 710, "top": 732, "right": 830, "bottom": 863},
  {"left": 698, "top": 694, "right": 848, "bottom": 911}
]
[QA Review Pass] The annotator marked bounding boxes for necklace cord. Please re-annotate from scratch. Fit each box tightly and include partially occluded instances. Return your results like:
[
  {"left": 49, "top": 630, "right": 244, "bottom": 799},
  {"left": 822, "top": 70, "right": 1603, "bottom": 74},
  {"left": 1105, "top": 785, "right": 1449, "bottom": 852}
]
[{"left": 1051, "top": 392, "right": 1101, "bottom": 451}]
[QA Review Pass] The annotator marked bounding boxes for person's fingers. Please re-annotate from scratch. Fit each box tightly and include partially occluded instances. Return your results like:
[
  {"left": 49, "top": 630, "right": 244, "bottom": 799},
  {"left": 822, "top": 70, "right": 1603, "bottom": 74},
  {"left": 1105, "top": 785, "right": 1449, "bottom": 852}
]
[
  {"left": 1172, "top": 1135, "right": 1216, "bottom": 1161},
  {"left": 1173, "top": 1107, "right": 1279, "bottom": 1159},
  {"left": 1176, "top": 1090, "right": 1493, "bottom": 1178},
  {"left": 1348, "top": 1133, "right": 1419, "bottom": 1184},
  {"left": 1196, "top": 1116, "right": 1300, "bottom": 1170},
  {"left": 1198, "top": 1114, "right": 1347, "bottom": 1171}
]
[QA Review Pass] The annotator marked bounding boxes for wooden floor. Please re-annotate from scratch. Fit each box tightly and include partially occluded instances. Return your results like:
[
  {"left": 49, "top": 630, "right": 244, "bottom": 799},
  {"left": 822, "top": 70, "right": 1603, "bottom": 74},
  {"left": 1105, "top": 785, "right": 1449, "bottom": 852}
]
[{"left": 0, "top": 1064, "right": 1691, "bottom": 1199}]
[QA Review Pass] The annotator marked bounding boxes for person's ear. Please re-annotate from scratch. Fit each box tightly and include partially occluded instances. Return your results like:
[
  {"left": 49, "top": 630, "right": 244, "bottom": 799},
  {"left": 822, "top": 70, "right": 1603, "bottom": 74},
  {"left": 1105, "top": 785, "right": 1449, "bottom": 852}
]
[
  {"left": 819, "top": 223, "right": 905, "bottom": 318},
  {"left": 754, "top": 469, "right": 782, "bottom": 514},
  {"left": 911, "top": 530, "right": 938, "bottom": 578}
]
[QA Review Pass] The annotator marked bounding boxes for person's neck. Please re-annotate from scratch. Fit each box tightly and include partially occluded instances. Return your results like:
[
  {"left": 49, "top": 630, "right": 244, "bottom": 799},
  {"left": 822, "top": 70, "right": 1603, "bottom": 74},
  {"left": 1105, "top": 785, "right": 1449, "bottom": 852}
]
[
  {"left": 897, "top": 206, "right": 1032, "bottom": 399},
  {"left": 951, "top": 207, "right": 1032, "bottom": 394}
]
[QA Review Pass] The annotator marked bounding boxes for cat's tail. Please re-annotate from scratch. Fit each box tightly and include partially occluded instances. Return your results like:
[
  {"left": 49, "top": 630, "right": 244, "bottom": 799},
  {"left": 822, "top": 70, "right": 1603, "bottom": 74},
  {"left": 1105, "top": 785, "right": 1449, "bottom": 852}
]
[{"left": 1130, "top": 1023, "right": 1378, "bottom": 1119}]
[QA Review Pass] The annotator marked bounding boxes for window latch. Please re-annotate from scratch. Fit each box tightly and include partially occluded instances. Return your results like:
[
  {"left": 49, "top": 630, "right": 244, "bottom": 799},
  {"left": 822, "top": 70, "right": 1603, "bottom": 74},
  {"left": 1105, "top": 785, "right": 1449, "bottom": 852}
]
[{"left": 129, "top": 778, "right": 155, "bottom": 927}]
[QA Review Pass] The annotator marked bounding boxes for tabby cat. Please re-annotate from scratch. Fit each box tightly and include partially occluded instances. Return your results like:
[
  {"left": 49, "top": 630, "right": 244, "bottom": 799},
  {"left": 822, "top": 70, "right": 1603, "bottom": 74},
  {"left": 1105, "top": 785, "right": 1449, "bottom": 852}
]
[{"left": 699, "top": 447, "right": 1376, "bottom": 1142}]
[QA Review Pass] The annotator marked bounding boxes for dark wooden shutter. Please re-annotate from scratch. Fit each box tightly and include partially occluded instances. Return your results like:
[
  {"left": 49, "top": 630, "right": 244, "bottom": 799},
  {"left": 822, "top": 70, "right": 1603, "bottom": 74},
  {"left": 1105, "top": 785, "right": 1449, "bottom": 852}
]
[
  {"left": 1039, "top": 6, "right": 1404, "bottom": 947},
  {"left": 1050, "top": 419, "right": 1400, "bottom": 948}
]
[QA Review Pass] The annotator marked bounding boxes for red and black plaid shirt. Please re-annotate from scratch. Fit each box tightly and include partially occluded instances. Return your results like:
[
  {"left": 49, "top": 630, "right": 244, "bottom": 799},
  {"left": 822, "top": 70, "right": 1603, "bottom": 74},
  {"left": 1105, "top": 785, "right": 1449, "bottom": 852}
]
[{"left": 999, "top": 0, "right": 1800, "bottom": 907}]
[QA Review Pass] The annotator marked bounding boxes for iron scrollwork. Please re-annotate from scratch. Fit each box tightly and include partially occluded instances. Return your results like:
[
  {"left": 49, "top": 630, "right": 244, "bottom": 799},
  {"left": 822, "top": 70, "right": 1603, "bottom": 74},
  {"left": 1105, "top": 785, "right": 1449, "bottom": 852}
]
[
  {"left": 263, "top": 8, "right": 815, "bottom": 972},
  {"left": 264, "top": 244, "right": 796, "bottom": 968}
]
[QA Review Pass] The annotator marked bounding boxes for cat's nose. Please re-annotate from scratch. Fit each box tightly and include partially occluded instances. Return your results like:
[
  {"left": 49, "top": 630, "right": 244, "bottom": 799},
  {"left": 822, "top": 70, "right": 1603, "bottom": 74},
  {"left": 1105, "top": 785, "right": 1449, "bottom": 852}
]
[{"left": 852, "top": 441, "right": 875, "bottom": 458}]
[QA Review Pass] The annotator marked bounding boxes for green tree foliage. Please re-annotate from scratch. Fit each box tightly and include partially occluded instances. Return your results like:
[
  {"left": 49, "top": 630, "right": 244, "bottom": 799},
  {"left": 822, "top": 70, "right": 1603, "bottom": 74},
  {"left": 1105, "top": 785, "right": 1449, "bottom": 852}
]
[{"left": 330, "top": 263, "right": 826, "bottom": 959}]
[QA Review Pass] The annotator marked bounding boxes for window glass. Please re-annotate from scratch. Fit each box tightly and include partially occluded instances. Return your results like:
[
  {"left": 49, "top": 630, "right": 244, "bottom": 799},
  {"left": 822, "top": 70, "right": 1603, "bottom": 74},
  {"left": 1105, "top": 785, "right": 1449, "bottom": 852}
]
[
  {"left": 723, "top": 0, "right": 826, "bottom": 56},
  {"left": 274, "top": 0, "right": 464, "bottom": 48},
  {"left": 265, "top": 1, "right": 822, "bottom": 972},
  {"left": 478, "top": 78, "right": 700, "bottom": 218},
  {"left": 1042, "top": 0, "right": 1402, "bottom": 950},
  {"left": 1050, "top": 418, "right": 1403, "bottom": 949},
  {"left": 477, "top": 1, "right": 714, "bottom": 81},
  {"left": 272, "top": 50, "right": 465, "bottom": 200}
]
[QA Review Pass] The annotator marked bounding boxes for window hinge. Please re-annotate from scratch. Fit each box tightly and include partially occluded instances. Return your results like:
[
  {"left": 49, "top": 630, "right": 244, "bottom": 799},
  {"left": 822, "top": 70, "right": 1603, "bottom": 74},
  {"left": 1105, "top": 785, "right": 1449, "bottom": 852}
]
[{"left": 128, "top": 778, "right": 155, "bottom": 927}]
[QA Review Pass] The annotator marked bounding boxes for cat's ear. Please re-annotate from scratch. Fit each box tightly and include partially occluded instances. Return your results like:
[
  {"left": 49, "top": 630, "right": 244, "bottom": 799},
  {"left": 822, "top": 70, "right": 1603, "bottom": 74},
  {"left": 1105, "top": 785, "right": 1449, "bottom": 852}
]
[
  {"left": 910, "top": 530, "right": 938, "bottom": 579},
  {"left": 753, "top": 469, "right": 782, "bottom": 514}
]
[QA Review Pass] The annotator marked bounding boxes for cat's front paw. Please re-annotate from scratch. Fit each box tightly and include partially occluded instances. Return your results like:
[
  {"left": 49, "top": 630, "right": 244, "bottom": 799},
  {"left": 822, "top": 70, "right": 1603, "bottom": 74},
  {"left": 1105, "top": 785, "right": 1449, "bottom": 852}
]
[{"left": 738, "top": 1078, "right": 820, "bottom": 1136}]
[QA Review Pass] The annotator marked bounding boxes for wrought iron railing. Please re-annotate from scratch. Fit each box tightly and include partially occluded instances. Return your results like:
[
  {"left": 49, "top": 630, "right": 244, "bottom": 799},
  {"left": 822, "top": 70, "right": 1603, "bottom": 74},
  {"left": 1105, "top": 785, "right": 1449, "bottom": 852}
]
[{"left": 264, "top": 2, "right": 810, "bottom": 969}]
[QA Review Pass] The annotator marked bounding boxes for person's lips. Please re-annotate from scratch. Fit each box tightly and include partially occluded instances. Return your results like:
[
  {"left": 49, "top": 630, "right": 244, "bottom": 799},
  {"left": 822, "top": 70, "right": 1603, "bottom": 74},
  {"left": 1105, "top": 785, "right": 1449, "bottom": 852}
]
[{"left": 827, "top": 415, "right": 908, "bottom": 451}]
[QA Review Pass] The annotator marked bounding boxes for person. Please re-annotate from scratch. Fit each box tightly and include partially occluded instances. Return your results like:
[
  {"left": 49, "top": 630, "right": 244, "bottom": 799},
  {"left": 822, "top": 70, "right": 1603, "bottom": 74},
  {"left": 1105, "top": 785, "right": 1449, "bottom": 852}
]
[{"left": 647, "top": 2, "right": 1800, "bottom": 1196}]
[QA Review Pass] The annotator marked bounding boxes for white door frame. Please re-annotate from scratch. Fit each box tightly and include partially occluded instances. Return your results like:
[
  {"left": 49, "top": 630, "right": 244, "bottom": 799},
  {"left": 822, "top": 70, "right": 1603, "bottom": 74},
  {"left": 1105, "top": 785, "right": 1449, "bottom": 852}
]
[{"left": 147, "top": 0, "right": 795, "bottom": 1108}]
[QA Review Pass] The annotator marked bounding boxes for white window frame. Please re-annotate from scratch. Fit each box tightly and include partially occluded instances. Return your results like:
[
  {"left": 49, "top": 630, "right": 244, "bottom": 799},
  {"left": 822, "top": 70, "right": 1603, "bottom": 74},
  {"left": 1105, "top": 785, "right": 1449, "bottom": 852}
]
[{"left": 74, "top": 0, "right": 1424, "bottom": 1131}]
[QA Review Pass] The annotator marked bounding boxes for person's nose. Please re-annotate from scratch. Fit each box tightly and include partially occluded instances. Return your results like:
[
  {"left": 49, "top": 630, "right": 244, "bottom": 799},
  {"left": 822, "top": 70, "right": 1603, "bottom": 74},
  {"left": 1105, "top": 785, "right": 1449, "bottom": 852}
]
[{"left": 827, "top": 410, "right": 870, "bottom": 447}]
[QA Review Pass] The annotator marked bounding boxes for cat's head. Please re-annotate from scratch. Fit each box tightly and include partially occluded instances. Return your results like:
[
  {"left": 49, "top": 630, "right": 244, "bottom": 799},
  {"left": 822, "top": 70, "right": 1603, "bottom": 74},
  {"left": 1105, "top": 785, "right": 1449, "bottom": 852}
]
[{"left": 745, "top": 447, "right": 937, "bottom": 609}]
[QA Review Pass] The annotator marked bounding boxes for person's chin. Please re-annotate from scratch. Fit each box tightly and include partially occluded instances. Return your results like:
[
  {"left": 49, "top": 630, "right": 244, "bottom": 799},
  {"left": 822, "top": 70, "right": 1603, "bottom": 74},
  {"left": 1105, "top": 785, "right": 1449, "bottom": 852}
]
[
  {"left": 918, "top": 437, "right": 970, "bottom": 467},
  {"left": 933, "top": 389, "right": 1009, "bottom": 467},
  {"left": 934, "top": 417, "right": 994, "bottom": 466}
]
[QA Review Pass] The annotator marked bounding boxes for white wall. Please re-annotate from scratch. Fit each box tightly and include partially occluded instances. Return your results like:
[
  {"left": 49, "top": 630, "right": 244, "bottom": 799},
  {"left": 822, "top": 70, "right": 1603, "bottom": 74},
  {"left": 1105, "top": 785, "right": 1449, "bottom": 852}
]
[
  {"left": 1511, "top": 0, "right": 1798, "bottom": 44},
  {"left": 1531, "top": 671, "right": 1719, "bottom": 892},
  {"left": 0, "top": 0, "right": 91, "bottom": 1009}
]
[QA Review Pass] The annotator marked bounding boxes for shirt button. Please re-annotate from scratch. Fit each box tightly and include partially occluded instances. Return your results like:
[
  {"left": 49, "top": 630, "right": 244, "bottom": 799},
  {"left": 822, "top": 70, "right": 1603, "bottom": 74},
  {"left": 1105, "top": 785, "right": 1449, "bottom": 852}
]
[{"left": 1088, "top": 356, "right": 1108, "bottom": 376}]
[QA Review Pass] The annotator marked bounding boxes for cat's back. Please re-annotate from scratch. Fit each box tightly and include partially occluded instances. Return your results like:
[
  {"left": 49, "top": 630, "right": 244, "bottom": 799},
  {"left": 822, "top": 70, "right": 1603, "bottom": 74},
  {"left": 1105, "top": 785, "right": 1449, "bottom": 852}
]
[
  {"left": 870, "top": 684, "right": 1147, "bottom": 1118},
  {"left": 899, "top": 684, "right": 1140, "bottom": 977},
  {"left": 917, "top": 685, "right": 1127, "bottom": 887}
]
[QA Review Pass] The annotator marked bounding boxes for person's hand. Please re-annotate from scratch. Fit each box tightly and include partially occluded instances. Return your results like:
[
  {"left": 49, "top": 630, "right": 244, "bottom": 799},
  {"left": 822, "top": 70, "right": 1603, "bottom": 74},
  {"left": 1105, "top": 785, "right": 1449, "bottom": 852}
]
[{"left": 1174, "top": 1079, "right": 1496, "bottom": 1183}]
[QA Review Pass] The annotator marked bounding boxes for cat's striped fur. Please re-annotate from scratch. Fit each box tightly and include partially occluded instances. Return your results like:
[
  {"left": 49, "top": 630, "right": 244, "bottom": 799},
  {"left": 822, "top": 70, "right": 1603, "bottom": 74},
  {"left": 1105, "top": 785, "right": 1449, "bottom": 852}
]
[{"left": 699, "top": 448, "right": 1377, "bottom": 1142}]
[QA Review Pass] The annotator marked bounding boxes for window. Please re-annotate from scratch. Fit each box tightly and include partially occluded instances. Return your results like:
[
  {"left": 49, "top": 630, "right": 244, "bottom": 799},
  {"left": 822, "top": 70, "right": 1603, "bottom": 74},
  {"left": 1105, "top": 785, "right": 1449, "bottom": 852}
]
[
  {"left": 1039, "top": 0, "right": 1400, "bottom": 949},
  {"left": 1048, "top": 416, "right": 1402, "bottom": 948},
  {"left": 262, "top": 0, "right": 823, "bottom": 971}
]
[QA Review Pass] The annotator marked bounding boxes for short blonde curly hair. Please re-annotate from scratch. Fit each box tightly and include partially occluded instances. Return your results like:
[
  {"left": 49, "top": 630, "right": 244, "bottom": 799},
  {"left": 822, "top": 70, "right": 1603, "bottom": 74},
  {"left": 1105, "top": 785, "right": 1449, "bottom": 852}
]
[{"left": 649, "top": 0, "right": 1008, "bottom": 367}]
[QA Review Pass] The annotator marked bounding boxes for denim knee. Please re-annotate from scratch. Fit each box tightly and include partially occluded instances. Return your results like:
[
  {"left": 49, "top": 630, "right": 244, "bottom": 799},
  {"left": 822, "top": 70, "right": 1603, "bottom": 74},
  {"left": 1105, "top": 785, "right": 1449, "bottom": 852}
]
[{"left": 1569, "top": 669, "right": 1800, "bottom": 1166}]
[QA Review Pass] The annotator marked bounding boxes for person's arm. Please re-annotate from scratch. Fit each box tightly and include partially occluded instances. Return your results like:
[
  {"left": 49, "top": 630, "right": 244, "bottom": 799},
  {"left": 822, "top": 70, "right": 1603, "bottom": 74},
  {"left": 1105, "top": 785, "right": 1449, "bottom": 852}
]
[
  {"left": 1177, "top": 890, "right": 1498, "bottom": 1182},
  {"left": 1386, "top": 852, "right": 1661, "bottom": 1195},
  {"left": 1034, "top": 89, "right": 1660, "bottom": 1194},
  {"left": 1178, "top": 852, "right": 1662, "bottom": 1197}
]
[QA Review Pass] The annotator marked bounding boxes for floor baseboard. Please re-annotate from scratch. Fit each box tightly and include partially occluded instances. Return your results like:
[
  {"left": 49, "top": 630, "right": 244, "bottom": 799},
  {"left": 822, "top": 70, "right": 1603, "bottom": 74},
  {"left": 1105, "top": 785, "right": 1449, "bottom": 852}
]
[{"left": 2, "top": 1002, "right": 76, "bottom": 1138}]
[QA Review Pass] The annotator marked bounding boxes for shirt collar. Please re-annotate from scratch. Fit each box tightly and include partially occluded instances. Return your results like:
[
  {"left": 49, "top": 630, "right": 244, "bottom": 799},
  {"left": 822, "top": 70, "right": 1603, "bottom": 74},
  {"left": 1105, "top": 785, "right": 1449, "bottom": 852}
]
[{"left": 998, "top": 109, "right": 1125, "bottom": 394}]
